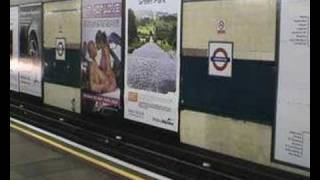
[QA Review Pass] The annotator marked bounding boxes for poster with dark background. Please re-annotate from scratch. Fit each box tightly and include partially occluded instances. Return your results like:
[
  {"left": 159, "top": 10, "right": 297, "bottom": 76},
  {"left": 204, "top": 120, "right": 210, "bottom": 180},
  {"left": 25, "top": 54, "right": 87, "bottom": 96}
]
[{"left": 19, "top": 4, "right": 42, "bottom": 97}]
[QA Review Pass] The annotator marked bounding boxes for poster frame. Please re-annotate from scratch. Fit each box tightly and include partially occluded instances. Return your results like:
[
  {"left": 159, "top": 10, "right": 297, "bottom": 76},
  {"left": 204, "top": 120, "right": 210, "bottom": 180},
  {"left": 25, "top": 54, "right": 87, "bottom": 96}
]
[
  {"left": 80, "top": 0, "right": 124, "bottom": 117},
  {"left": 10, "top": 6, "right": 20, "bottom": 93},
  {"left": 10, "top": 5, "right": 20, "bottom": 101},
  {"left": 16, "top": 2, "right": 44, "bottom": 105},
  {"left": 271, "top": 0, "right": 310, "bottom": 171},
  {"left": 123, "top": 0, "right": 183, "bottom": 133},
  {"left": 177, "top": 0, "right": 184, "bottom": 138}
]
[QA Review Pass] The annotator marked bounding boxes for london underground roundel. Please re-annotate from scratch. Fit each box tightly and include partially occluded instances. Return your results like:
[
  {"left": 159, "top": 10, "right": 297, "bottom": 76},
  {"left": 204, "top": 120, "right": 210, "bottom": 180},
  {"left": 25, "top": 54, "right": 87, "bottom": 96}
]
[{"left": 208, "top": 42, "right": 233, "bottom": 77}]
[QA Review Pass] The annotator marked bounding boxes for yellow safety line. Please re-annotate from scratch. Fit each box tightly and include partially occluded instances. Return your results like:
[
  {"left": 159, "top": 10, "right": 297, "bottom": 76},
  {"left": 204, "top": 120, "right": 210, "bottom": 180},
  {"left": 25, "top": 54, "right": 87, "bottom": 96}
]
[{"left": 10, "top": 123, "right": 145, "bottom": 180}]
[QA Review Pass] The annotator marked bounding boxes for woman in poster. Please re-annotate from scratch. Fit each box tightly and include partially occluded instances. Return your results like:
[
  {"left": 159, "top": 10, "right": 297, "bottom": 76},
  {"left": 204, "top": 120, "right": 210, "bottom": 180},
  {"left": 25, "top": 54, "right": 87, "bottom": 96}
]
[{"left": 88, "top": 31, "right": 117, "bottom": 93}]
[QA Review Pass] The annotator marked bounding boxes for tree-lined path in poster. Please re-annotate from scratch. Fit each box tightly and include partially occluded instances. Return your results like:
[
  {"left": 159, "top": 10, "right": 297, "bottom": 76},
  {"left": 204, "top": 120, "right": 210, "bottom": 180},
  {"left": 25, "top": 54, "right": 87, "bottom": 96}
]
[{"left": 127, "top": 41, "right": 177, "bottom": 94}]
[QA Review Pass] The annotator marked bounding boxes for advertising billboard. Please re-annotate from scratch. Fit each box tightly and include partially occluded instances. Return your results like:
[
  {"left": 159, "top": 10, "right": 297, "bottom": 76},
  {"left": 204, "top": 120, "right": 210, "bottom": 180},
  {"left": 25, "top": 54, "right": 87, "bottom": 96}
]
[
  {"left": 274, "top": 0, "right": 310, "bottom": 169},
  {"left": 10, "top": 7, "right": 19, "bottom": 92},
  {"left": 19, "top": 4, "right": 43, "bottom": 97},
  {"left": 81, "top": 0, "right": 123, "bottom": 114},
  {"left": 124, "top": 0, "right": 181, "bottom": 132}
]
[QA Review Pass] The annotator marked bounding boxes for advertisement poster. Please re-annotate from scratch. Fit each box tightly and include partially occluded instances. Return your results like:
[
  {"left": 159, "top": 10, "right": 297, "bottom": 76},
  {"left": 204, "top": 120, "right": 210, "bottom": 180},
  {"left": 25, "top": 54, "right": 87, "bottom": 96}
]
[
  {"left": 208, "top": 42, "right": 233, "bottom": 77},
  {"left": 81, "top": 0, "right": 122, "bottom": 114},
  {"left": 274, "top": 0, "right": 310, "bottom": 169},
  {"left": 19, "top": 4, "right": 42, "bottom": 97},
  {"left": 124, "top": 0, "right": 181, "bottom": 131},
  {"left": 10, "top": 7, "right": 19, "bottom": 92}
]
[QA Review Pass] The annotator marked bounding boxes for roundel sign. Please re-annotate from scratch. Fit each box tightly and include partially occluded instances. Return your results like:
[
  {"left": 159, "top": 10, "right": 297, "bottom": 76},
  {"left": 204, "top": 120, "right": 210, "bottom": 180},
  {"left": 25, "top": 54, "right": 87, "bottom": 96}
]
[
  {"left": 56, "top": 38, "right": 66, "bottom": 61},
  {"left": 208, "top": 42, "right": 233, "bottom": 77},
  {"left": 57, "top": 42, "right": 64, "bottom": 56}
]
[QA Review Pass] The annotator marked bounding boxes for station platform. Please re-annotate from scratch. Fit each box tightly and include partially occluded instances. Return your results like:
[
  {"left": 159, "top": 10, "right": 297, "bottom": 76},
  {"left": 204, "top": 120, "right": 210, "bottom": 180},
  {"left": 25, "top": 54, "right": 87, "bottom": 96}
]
[
  {"left": 10, "top": 121, "right": 165, "bottom": 180},
  {"left": 10, "top": 128, "right": 130, "bottom": 180}
]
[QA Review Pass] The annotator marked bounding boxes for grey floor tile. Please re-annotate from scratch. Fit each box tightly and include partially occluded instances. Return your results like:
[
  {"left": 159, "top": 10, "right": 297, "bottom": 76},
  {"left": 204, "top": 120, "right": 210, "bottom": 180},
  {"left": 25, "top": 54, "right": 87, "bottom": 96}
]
[
  {"left": 10, "top": 170, "right": 24, "bottom": 180},
  {"left": 10, "top": 129, "right": 127, "bottom": 180},
  {"left": 10, "top": 130, "right": 48, "bottom": 147},
  {"left": 10, "top": 142, "right": 63, "bottom": 167},
  {"left": 12, "top": 157, "right": 87, "bottom": 178},
  {"left": 44, "top": 168, "right": 125, "bottom": 180},
  {"left": 10, "top": 131, "right": 26, "bottom": 145},
  {"left": 23, "top": 176, "right": 50, "bottom": 180}
]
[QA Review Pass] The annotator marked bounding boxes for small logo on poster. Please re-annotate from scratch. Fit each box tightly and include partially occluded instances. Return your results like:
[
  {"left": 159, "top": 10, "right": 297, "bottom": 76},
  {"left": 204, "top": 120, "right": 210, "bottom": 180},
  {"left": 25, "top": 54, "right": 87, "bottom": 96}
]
[
  {"left": 128, "top": 92, "right": 138, "bottom": 102},
  {"left": 56, "top": 38, "right": 66, "bottom": 61},
  {"left": 217, "top": 20, "right": 226, "bottom": 34},
  {"left": 208, "top": 42, "right": 233, "bottom": 77}
]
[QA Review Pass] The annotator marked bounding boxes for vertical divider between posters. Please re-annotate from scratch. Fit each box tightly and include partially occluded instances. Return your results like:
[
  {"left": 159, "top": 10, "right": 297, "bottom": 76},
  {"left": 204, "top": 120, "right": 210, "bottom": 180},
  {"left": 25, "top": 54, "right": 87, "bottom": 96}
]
[
  {"left": 18, "top": 5, "right": 21, "bottom": 97},
  {"left": 18, "top": 4, "right": 22, "bottom": 102},
  {"left": 123, "top": 0, "right": 128, "bottom": 123},
  {"left": 41, "top": 2, "right": 44, "bottom": 104},
  {"left": 80, "top": 0, "right": 84, "bottom": 115},
  {"left": 271, "top": 0, "right": 281, "bottom": 166},
  {"left": 16, "top": 5, "right": 21, "bottom": 101},
  {"left": 120, "top": 0, "right": 126, "bottom": 120},
  {"left": 177, "top": 0, "right": 184, "bottom": 139}
]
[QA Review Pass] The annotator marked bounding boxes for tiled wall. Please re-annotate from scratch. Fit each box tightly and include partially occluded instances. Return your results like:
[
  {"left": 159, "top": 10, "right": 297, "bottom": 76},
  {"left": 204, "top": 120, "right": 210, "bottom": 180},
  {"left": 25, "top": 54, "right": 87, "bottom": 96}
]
[{"left": 180, "top": 110, "right": 310, "bottom": 177}]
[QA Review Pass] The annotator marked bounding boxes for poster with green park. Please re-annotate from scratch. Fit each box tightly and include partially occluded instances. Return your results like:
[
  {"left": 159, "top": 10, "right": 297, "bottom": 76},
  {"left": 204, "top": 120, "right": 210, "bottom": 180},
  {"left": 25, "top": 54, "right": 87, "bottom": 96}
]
[{"left": 125, "top": 0, "right": 181, "bottom": 132}]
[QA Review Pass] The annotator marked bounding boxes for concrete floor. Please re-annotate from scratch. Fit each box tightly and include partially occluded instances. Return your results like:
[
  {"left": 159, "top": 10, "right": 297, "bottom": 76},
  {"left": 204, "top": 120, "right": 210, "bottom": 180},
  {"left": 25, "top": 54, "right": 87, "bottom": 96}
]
[{"left": 10, "top": 129, "right": 127, "bottom": 180}]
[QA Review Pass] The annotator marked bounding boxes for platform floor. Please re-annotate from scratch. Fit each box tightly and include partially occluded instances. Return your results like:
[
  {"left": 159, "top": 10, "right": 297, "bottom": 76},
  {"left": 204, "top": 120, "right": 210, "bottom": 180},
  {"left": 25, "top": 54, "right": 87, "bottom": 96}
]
[{"left": 10, "top": 128, "right": 127, "bottom": 180}]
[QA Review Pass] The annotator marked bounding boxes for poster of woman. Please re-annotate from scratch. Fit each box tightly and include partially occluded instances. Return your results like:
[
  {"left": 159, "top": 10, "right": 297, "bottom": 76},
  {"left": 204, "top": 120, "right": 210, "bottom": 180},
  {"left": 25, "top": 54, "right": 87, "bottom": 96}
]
[{"left": 82, "top": 0, "right": 122, "bottom": 114}]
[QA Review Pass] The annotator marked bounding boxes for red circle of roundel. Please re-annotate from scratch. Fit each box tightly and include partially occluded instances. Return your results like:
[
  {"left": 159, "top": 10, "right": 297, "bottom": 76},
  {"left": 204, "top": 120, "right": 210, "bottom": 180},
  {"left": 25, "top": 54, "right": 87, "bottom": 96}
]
[{"left": 210, "top": 47, "right": 230, "bottom": 71}]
